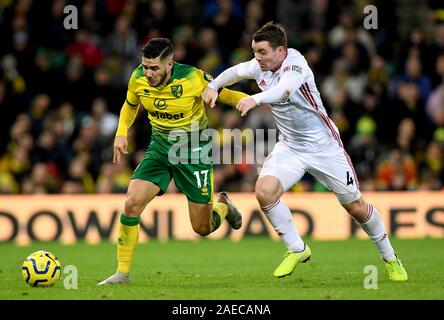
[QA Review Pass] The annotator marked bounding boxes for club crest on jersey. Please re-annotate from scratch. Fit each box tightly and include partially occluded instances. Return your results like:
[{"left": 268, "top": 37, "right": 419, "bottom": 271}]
[
  {"left": 171, "top": 84, "right": 183, "bottom": 98},
  {"left": 204, "top": 72, "right": 213, "bottom": 82}
]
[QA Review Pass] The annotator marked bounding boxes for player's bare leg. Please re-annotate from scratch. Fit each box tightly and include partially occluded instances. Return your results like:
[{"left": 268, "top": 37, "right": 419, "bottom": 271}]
[
  {"left": 342, "top": 197, "right": 407, "bottom": 281},
  {"left": 256, "top": 176, "right": 310, "bottom": 277},
  {"left": 188, "top": 202, "right": 214, "bottom": 236},
  {"left": 188, "top": 192, "right": 242, "bottom": 236},
  {"left": 98, "top": 179, "right": 160, "bottom": 286}
]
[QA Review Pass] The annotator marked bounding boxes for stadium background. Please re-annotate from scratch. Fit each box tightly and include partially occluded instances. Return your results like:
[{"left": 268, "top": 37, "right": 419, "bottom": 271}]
[
  {"left": 0, "top": 0, "right": 444, "bottom": 302},
  {"left": 1, "top": 0, "right": 444, "bottom": 195}
]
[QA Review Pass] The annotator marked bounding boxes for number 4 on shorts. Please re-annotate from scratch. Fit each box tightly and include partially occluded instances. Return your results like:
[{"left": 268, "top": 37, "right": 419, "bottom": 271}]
[{"left": 346, "top": 171, "right": 354, "bottom": 186}]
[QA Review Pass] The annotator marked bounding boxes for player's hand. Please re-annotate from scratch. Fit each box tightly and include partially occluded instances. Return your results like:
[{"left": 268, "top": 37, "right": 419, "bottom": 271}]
[
  {"left": 201, "top": 86, "right": 218, "bottom": 108},
  {"left": 113, "top": 136, "right": 128, "bottom": 164},
  {"left": 236, "top": 97, "right": 258, "bottom": 116}
]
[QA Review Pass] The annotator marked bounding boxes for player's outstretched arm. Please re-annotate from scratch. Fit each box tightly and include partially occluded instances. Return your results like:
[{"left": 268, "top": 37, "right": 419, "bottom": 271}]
[
  {"left": 201, "top": 86, "right": 219, "bottom": 108},
  {"left": 217, "top": 88, "right": 249, "bottom": 108},
  {"left": 113, "top": 136, "right": 128, "bottom": 164},
  {"left": 207, "top": 64, "right": 244, "bottom": 91},
  {"left": 114, "top": 102, "right": 138, "bottom": 163},
  {"left": 234, "top": 64, "right": 304, "bottom": 116},
  {"left": 251, "top": 74, "right": 299, "bottom": 105},
  {"left": 236, "top": 97, "right": 258, "bottom": 117},
  {"left": 202, "top": 60, "right": 255, "bottom": 107}
]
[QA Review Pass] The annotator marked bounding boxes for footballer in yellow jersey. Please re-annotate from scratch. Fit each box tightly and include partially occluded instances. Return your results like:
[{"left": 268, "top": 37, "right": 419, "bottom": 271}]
[
  {"left": 124, "top": 61, "right": 214, "bottom": 134},
  {"left": 98, "top": 38, "right": 245, "bottom": 285}
]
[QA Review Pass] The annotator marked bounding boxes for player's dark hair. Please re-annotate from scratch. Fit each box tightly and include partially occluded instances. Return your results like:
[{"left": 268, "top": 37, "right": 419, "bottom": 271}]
[
  {"left": 141, "top": 38, "right": 173, "bottom": 60},
  {"left": 253, "top": 21, "right": 288, "bottom": 49}
]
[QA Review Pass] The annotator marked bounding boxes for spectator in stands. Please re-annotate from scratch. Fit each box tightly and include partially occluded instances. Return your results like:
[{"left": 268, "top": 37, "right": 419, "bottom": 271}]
[
  {"left": 376, "top": 147, "right": 417, "bottom": 190},
  {"left": 0, "top": 0, "right": 443, "bottom": 194}
]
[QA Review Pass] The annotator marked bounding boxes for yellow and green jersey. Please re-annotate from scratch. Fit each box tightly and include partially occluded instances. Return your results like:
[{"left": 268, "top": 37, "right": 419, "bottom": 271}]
[
  {"left": 116, "top": 62, "right": 247, "bottom": 138},
  {"left": 128, "top": 62, "right": 212, "bottom": 134}
]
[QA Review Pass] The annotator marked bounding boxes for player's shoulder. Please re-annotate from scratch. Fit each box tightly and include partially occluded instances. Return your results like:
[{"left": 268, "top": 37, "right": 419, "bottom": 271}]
[
  {"left": 172, "top": 62, "right": 215, "bottom": 84},
  {"left": 171, "top": 62, "right": 201, "bottom": 80},
  {"left": 282, "top": 48, "right": 310, "bottom": 75},
  {"left": 129, "top": 64, "right": 145, "bottom": 83},
  {"left": 237, "top": 57, "right": 261, "bottom": 78},
  {"left": 286, "top": 48, "right": 307, "bottom": 65}
]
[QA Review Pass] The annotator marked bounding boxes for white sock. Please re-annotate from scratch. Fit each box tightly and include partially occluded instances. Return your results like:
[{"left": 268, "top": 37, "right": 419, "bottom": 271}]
[
  {"left": 262, "top": 199, "right": 305, "bottom": 252},
  {"left": 360, "top": 203, "right": 396, "bottom": 261}
]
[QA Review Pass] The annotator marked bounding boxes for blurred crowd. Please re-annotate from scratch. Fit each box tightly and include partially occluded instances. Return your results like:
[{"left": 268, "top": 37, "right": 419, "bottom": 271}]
[{"left": 0, "top": 0, "right": 444, "bottom": 195}]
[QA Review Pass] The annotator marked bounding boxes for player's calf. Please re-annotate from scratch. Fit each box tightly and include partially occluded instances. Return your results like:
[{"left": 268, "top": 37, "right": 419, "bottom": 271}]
[{"left": 342, "top": 197, "right": 368, "bottom": 223}]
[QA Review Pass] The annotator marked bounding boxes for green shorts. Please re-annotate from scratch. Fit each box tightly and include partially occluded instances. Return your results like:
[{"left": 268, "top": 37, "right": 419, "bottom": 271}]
[{"left": 132, "top": 131, "right": 214, "bottom": 204}]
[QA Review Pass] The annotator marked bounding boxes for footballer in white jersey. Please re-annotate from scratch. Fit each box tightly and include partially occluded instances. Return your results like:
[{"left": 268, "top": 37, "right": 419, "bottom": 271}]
[
  {"left": 208, "top": 47, "right": 360, "bottom": 204},
  {"left": 201, "top": 22, "right": 407, "bottom": 281}
]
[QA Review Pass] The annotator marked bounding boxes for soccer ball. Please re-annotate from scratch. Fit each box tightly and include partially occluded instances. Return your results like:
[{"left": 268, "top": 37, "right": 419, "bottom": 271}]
[{"left": 22, "top": 250, "right": 62, "bottom": 287}]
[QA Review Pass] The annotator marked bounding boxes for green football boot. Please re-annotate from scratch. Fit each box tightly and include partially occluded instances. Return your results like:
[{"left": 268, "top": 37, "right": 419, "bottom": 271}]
[
  {"left": 273, "top": 244, "right": 311, "bottom": 278},
  {"left": 384, "top": 255, "right": 408, "bottom": 281}
]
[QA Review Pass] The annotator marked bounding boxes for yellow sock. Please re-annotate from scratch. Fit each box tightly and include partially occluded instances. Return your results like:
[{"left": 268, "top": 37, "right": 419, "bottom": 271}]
[
  {"left": 117, "top": 214, "right": 140, "bottom": 274},
  {"left": 212, "top": 202, "right": 229, "bottom": 231}
]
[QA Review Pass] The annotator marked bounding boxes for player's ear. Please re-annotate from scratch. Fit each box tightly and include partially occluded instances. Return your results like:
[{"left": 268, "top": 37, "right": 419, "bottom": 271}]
[
  {"left": 277, "top": 46, "right": 286, "bottom": 55},
  {"left": 167, "top": 56, "right": 174, "bottom": 69}
]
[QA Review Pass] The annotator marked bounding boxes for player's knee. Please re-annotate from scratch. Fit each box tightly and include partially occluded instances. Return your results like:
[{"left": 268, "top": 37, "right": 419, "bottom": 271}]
[
  {"left": 255, "top": 180, "right": 280, "bottom": 205},
  {"left": 192, "top": 224, "right": 211, "bottom": 236},
  {"left": 124, "top": 197, "right": 144, "bottom": 217}
]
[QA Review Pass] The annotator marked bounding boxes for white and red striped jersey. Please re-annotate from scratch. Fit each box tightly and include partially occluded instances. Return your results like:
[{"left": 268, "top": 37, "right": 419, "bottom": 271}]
[{"left": 235, "top": 48, "right": 342, "bottom": 153}]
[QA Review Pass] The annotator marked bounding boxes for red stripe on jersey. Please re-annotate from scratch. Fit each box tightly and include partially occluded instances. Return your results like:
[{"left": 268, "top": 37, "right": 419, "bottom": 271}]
[
  {"left": 300, "top": 83, "right": 360, "bottom": 191},
  {"left": 303, "top": 83, "right": 343, "bottom": 147},
  {"left": 301, "top": 83, "right": 318, "bottom": 110},
  {"left": 299, "top": 84, "right": 342, "bottom": 147}
]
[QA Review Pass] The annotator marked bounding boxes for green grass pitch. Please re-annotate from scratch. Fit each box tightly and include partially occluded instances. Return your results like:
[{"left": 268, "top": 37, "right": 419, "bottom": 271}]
[{"left": 1, "top": 237, "right": 443, "bottom": 300}]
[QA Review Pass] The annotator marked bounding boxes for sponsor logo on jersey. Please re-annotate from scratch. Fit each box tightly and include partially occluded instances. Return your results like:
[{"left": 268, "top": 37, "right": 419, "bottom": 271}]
[
  {"left": 149, "top": 110, "right": 185, "bottom": 120},
  {"left": 171, "top": 84, "right": 183, "bottom": 98},
  {"left": 283, "top": 65, "right": 302, "bottom": 73},
  {"left": 154, "top": 98, "right": 168, "bottom": 110}
]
